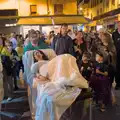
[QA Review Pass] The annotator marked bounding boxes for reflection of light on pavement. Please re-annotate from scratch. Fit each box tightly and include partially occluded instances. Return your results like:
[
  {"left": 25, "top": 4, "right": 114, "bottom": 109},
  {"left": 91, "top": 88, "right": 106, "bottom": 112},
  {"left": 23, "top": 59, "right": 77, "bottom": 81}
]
[
  {"left": 2, "top": 97, "right": 27, "bottom": 104},
  {"left": 0, "top": 111, "right": 21, "bottom": 118}
]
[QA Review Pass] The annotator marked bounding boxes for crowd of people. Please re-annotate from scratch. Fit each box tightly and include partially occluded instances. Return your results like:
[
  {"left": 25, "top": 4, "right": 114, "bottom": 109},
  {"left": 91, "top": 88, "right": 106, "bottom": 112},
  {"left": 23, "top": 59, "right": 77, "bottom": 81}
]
[{"left": 0, "top": 22, "right": 120, "bottom": 117}]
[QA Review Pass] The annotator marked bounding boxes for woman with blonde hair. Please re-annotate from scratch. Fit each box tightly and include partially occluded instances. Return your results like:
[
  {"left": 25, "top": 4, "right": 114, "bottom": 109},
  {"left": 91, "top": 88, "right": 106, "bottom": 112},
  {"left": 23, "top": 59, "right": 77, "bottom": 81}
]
[
  {"left": 99, "top": 32, "right": 116, "bottom": 98},
  {"left": 100, "top": 32, "right": 117, "bottom": 105},
  {"left": 101, "top": 32, "right": 116, "bottom": 69}
]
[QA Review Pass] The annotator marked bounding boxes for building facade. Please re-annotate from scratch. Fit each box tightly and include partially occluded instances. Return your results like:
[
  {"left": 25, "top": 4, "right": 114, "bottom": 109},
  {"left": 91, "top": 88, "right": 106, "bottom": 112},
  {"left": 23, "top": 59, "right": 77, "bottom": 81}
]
[
  {"left": 0, "top": 0, "right": 78, "bottom": 34},
  {"left": 79, "top": 0, "right": 120, "bottom": 32},
  {"left": 0, "top": 0, "right": 77, "bottom": 17}
]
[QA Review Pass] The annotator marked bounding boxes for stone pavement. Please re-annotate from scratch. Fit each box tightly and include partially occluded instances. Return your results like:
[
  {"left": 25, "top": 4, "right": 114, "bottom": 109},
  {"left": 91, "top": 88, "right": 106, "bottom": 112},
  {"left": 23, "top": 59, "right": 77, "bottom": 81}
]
[
  {"left": 91, "top": 90, "right": 120, "bottom": 120},
  {"left": 0, "top": 88, "right": 31, "bottom": 120},
  {"left": 0, "top": 88, "right": 120, "bottom": 120}
]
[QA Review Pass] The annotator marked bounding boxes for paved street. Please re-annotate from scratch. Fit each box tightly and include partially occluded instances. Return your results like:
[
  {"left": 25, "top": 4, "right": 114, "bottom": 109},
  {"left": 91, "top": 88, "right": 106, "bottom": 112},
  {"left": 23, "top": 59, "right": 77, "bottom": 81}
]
[
  {"left": 92, "top": 90, "right": 120, "bottom": 120},
  {"left": 0, "top": 88, "right": 31, "bottom": 120},
  {"left": 0, "top": 88, "right": 120, "bottom": 120}
]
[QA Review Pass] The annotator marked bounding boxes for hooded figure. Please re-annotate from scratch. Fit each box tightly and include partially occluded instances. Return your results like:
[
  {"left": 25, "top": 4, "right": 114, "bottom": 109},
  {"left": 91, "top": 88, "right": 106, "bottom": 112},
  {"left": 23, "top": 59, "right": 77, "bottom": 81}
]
[{"left": 35, "top": 54, "right": 88, "bottom": 120}]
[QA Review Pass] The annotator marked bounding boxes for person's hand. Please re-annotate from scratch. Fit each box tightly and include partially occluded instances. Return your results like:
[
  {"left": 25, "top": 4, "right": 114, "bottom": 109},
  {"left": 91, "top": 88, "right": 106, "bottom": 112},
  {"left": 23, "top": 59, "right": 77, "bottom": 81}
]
[
  {"left": 96, "top": 69, "right": 101, "bottom": 74},
  {"left": 36, "top": 74, "right": 47, "bottom": 81},
  {"left": 39, "top": 76, "right": 47, "bottom": 81},
  {"left": 87, "top": 67, "right": 91, "bottom": 70},
  {"left": 81, "top": 67, "right": 84, "bottom": 72},
  {"left": 10, "top": 55, "right": 13, "bottom": 60},
  {"left": 109, "top": 52, "right": 113, "bottom": 56}
]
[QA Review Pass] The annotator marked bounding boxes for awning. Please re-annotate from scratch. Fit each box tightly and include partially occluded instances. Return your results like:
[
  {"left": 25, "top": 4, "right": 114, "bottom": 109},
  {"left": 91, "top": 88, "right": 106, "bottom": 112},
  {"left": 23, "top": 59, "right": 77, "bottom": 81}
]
[
  {"left": 54, "top": 16, "right": 88, "bottom": 24},
  {"left": 93, "top": 8, "right": 120, "bottom": 21},
  {"left": 17, "top": 17, "right": 52, "bottom": 25},
  {"left": 88, "top": 21, "right": 96, "bottom": 26},
  {"left": 17, "top": 15, "right": 88, "bottom": 25}
]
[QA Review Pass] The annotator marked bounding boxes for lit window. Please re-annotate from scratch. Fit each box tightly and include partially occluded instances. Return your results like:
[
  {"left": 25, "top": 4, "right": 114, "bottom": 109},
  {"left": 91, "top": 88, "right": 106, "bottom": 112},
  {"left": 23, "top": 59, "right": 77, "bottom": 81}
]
[
  {"left": 54, "top": 4, "right": 63, "bottom": 15},
  {"left": 106, "top": 0, "right": 109, "bottom": 7},
  {"left": 30, "top": 5, "right": 37, "bottom": 15},
  {"left": 112, "top": 0, "right": 115, "bottom": 5}
]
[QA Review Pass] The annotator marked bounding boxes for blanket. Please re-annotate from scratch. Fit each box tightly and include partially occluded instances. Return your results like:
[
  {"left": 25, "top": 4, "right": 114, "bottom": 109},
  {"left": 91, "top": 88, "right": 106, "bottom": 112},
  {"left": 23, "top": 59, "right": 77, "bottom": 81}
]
[{"left": 35, "top": 54, "right": 88, "bottom": 120}]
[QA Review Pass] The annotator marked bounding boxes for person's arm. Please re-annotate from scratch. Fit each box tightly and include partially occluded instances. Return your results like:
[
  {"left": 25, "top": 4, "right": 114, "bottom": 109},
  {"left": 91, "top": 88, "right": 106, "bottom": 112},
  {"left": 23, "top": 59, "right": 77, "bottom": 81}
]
[
  {"left": 96, "top": 69, "right": 108, "bottom": 76},
  {"left": 69, "top": 37, "right": 75, "bottom": 56},
  {"left": 1, "top": 48, "right": 7, "bottom": 56},
  {"left": 112, "top": 32, "right": 116, "bottom": 46},
  {"left": 0, "top": 59, "right": 3, "bottom": 72},
  {"left": 23, "top": 45, "right": 31, "bottom": 54},
  {"left": 51, "top": 36, "right": 56, "bottom": 50},
  {"left": 13, "top": 50, "right": 20, "bottom": 61}
]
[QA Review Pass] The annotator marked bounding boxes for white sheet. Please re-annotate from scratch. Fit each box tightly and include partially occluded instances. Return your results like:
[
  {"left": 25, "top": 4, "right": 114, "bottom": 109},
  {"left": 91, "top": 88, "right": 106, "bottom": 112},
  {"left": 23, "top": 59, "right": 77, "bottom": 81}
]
[{"left": 35, "top": 54, "right": 88, "bottom": 120}]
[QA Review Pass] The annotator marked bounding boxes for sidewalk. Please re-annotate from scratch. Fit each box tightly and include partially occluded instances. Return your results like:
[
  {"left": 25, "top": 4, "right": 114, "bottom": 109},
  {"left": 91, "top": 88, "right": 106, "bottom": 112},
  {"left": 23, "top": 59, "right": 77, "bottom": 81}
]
[{"left": 0, "top": 88, "right": 31, "bottom": 120}]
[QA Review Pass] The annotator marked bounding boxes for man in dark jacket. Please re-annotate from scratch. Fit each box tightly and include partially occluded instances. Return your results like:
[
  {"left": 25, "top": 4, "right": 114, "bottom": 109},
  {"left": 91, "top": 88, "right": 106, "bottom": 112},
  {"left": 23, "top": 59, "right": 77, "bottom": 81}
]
[
  {"left": 112, "top": 21, "right": 120, "bottom": 90},
  {"left": 51, "top": 23, "right": 74, "bottom": 56}
]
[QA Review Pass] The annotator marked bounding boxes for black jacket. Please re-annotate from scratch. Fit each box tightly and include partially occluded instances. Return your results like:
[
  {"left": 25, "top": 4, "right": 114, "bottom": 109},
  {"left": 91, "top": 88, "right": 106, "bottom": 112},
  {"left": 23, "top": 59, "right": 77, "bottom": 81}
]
[
  {"left": 1, "top": 49, "right": 18, "bottom": 76},
  {"left": 112, "top": 29, "right": 120, "bottom": 52},
  {"left": 51, "top": 34, "right": 74, "bottom": 56}
]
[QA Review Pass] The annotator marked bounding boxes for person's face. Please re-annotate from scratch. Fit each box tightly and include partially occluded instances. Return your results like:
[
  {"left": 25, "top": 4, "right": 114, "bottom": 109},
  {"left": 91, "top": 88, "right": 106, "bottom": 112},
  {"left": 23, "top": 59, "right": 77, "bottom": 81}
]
[
  {"left": 30, "top": 33, "right": 38, "bottom": 43},
  {"left": 96, "top": 54, "right": 103, "bottom": 62},
  {"left": 98, "top": 31, "right": 104, "bottom": 39},
  {"left": 2, "top": 34, "right": 5, "bottom": 37},
  {"left": 61, "top": 26, "right": 68, "bottom": 35},
  {"left": 118, "top": 22, "right": 120, "bottom": 30},
  {"left": 82, "top": 56, "right": 88, "bottom": 63},
  {"left": 101, "top": 35, "right": 108, "bottom": 46},
  {"left": 11, "top": 33, "right": 15, "bottom": 38},
  {"left": 76, "top": 32, "right": 83, "bottom": 39},
  {"left": 90, "top": 32, "right": 95, "bottom": 38},
  {"left": 6, "top": 43, "right": 12, "bottom": 51},
  {"left": 34, "top": 51, "right": 42, "bottom": 61}
]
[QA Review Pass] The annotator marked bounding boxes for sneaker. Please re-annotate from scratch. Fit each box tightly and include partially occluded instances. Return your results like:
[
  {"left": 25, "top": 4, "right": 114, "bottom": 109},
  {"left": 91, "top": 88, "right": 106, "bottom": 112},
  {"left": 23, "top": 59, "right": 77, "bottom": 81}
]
[
  {"left": 100, "top": 104, "right": 106, "bottom": 112},
  {"left": 7, "top": 97, "right": 12, "bottom": 101}
]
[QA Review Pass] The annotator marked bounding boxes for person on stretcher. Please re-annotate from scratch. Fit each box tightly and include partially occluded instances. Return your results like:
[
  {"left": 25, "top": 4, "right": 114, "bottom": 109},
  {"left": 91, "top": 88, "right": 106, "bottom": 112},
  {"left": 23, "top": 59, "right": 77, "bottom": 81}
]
[{"left": 33, "top": 50, "right": 50, "bottom": 85}]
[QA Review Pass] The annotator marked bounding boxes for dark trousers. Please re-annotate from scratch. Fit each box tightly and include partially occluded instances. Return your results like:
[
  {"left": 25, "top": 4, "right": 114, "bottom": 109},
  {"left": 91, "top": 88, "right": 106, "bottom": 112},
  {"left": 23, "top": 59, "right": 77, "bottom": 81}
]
[
  {"left": 12, "top": 66, "right": 18, "bottom": 88},
  {"left": 17, "top": 60, "right": 24, "bottom": 78},
  {"left": 3, "top": 69, "right": 13, "bottom": 98},
  {"left": 115, "top": 52, "right": 120, "bottom": 87}
]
